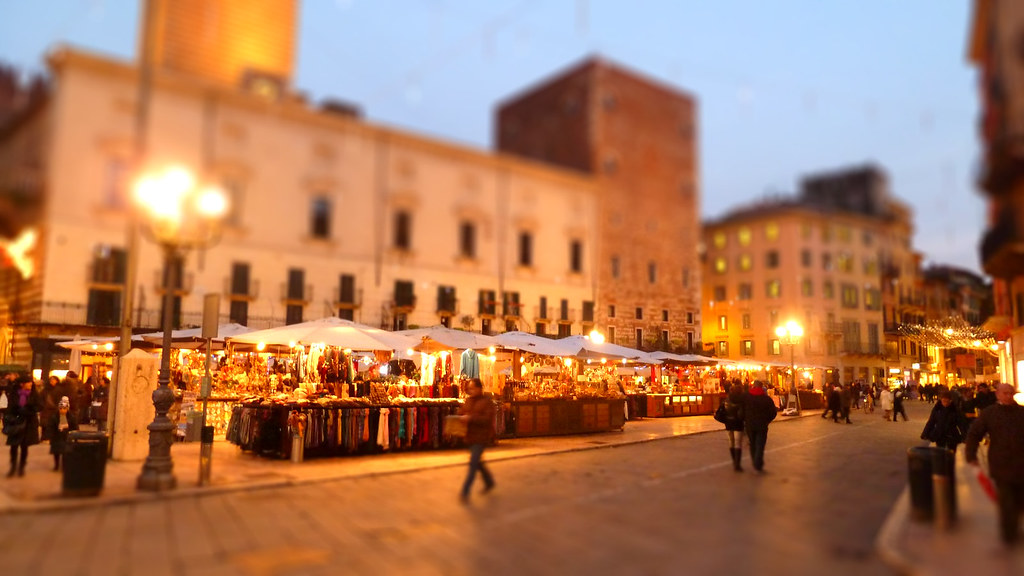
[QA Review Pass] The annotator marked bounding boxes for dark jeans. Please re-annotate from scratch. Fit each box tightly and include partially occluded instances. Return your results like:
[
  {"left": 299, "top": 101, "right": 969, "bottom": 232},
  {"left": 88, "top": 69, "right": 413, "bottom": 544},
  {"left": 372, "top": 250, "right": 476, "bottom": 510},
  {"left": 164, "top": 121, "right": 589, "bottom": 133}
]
[
  {"left": 995, "top": 480, "right": 1024, "bottom": 545},
  {"left": 461, "top": 443, "right": 494, "bottom": 497},
  {"left": 746, "top": 427, "right": 769, "bottom": 471}
]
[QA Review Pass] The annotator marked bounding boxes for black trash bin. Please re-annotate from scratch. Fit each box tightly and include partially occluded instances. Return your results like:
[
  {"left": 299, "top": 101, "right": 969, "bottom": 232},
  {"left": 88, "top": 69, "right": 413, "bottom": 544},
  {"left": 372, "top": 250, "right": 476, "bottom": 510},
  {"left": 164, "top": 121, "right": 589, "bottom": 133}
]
[
  {"left": 62, "top": 431, "right": 108, "bottom": 497},
  {"left": 907, "top": 446, "right": 956, "bottom": 522}
]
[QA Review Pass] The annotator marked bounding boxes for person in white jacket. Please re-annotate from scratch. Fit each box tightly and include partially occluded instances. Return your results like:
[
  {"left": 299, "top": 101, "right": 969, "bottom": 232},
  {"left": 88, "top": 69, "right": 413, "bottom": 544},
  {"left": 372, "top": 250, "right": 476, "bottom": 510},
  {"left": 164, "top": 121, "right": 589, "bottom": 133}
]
[{"left": 880, "top": 387, "right": 894, "bottom": 421}]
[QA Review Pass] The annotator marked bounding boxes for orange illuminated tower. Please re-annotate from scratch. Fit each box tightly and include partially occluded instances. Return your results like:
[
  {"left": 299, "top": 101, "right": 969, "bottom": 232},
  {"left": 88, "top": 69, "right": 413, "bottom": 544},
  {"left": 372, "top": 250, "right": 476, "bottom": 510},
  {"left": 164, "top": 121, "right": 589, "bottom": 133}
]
[{"left": 141, "top": 0, "right": 297, "bottom": 91}]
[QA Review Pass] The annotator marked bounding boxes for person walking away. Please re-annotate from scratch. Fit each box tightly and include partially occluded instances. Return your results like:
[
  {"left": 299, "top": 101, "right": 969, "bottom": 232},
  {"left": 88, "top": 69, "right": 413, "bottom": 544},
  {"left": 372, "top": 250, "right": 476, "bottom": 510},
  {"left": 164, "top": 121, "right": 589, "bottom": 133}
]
[
  {"left": 458, "top": 378, "right": 496, "bottom": 502},
  {"left": 821, "top": 383, "right": 837, "bottom": 420},
  {"left": 965, "top": 383, "right": 1024, "bottom": 546},
  {"left": 880, "top": 387, "right": 894, "bottom": 421},
  {"left": 743, "top": 380, "right": 778, "bottom": 473},
  {"left": 839, "top": 384, "right": 853, "bottom": 424},
  {"left": 893, "top": 387, "right": 909, "bottom": 422},
  {"left": 920, "top": 391, "right": 967, "bottom": 454},
  {"left": 39, "top": 375, "right": 60, "bottom": 441},
  {"left": 77, "top": 376, "right": 93, "bottom": 425},
  {"left": 45, "top": 396, "right": 78, "bottom": 471},
  {"left": 714, "top": 384, "right": 746, "bottom": 472},
  {"left": 4, "top": 375, "right": 41, "bottom": 477},
  {"left": 91, "top": 377, "right": 110, "bottom": 432}
]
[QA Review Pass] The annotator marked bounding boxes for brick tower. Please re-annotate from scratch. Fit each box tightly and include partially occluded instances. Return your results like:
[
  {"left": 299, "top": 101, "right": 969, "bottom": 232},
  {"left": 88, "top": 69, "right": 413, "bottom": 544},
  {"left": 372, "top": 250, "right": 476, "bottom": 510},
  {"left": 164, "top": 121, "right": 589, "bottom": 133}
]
[
  {"left": 141, "top": 0, "right": 297, "bottom": 91},
  {"left": 496, "top": 57, "right": 702, "bottom": 351}
]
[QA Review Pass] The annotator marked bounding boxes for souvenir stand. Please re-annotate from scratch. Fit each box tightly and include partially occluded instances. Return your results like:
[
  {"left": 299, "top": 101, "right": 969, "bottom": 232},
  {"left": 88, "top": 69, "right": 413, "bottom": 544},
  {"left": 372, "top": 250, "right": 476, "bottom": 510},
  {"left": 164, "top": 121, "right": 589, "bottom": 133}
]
[
  {"left": 494, "top": 332, "right": 633, "bottom": 437},
  {"left": 223, "top": 317, "right": 466, "bottom": 460},
  {"left": 639, "top": 351, "right": 721, "bottom": 419},
  {"left": 141, "top": 323, "right": 254, "bottom": 438}
]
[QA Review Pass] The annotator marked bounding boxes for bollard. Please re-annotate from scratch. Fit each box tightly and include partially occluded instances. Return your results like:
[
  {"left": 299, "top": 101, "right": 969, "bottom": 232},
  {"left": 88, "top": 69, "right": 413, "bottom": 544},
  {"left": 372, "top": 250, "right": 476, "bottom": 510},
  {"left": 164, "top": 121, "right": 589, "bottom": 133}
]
[
  {"left": 907, "top": 446, "right": 935, "bottom": 521},
  {"left": 931, "top": 447, "right": 957, "bottom": 529},
  {"left": 198, "top": 425, "right": 214, "bottom": 486},
  {"left": 291, "top": 432, "right": 304, "bottom": 463}
]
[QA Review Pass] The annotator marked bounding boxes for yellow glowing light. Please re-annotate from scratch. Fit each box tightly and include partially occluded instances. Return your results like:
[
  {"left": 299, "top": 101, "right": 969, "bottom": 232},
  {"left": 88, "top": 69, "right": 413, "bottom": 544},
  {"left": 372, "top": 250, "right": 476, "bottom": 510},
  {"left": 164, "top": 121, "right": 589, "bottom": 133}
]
[
  {"left": 563, "top": 358, "right": 573, "bottom": 367},
  {"left": 196, "top": 186, "right": 228, "bottom": 218},
  {"left": 343, "top": 348, "right": 353, "bottom": 354},
  {"left": 600, "top": 358, "right": 607, "bottom": 364},
  {"left": 944, "top": 328, "right": 954, "bottom": 336},
  {"left": 31, "top": 369, "right": 41, "bottom": 381},
  {"left": 407, "top": 349, "right": 415, "bottom": 356},
  {"left": 91, "top": 344, "right": 98, "bottom": 350},
  {"left": 972, "top": 340, "right": 982, "bottom": 348},
  {"left": 589, "top": 330, "right": 605, "bottom": 344},
  {"left": 992, "top": 344, "right": 1000, "bottom": 351},
  {"left": 104, "top": 342, "right": 114, "bottom": 351},
  {"left": 489, "top": 346, "right": 496, "bottom": 354},
  {"left": 106, "top": 370, "right": 113, "bottom": 380},
  {"left": 256, "top": 342, "right": 266, "bottom": 351},
  {"left": 288, "top": 341, "right": 296, "bottom": 348},
  {"left": 622, "top": 359, "right": 627, "bottom": 365},
  {"left": 0, "top": 227, "right": 37, "bottom": 279}
]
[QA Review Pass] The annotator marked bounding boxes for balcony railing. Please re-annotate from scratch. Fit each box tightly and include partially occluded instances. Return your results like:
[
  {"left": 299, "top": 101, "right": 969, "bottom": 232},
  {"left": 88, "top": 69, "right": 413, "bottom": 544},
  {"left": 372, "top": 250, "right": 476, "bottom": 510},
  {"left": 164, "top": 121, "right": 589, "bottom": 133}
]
[
  {"left": 223, "top": 277, "right": 260, "bottom": 301},
  {"left": 436, "top": 297, "right": 458, "bottom": 316},
  {"left": 280, "top": 283, "right": 313, "bottom": 304},
  {"left": 336, "top": 287, "right": 363, "bottom": 310},
  {"left": 153, "top": 270, "right": 194, "bottom": 296},
  {"left": 534, "top": 305, "right": 549, "bottom": 321},
  {"left": 557, "top": 308, "right": 576, "bottom": 324},
  {"left": 391, "top": 294, "right": 417, "bottom": 311},
  {"left": 981, "top": 215, "right": 1024, "bottom": 278}
]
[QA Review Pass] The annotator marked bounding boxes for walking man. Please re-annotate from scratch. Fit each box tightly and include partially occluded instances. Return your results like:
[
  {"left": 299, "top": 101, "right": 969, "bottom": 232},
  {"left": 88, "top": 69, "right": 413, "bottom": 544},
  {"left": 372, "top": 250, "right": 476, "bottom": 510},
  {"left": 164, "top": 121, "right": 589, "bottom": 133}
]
[
  {"left": 965, "top": 383, "right": 1024, "bottom": 546},
  {"left": 744, "top": 380, "right": 778, "bottom": 473},
  {"left": 458, "top": 378, "right": 496, "bottom": 502}
]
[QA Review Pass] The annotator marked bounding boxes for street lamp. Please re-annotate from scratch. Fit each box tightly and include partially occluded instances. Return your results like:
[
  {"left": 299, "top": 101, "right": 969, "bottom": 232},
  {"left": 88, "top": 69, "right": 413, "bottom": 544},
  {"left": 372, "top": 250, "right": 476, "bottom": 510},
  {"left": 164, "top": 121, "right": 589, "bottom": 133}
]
[
  {"left": 775, "top": 320, "right": 804, "bottom": 415},
  {"left": 133, "top": 166, "right": 227, "bottom": 491}
]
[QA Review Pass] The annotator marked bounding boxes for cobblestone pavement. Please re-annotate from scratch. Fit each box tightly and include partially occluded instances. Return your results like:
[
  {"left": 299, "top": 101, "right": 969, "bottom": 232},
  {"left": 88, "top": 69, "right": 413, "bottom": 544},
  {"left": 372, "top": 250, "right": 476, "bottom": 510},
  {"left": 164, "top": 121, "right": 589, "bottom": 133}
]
[{"left": 0, "top": 403, "right": 931, "bottom": 576}]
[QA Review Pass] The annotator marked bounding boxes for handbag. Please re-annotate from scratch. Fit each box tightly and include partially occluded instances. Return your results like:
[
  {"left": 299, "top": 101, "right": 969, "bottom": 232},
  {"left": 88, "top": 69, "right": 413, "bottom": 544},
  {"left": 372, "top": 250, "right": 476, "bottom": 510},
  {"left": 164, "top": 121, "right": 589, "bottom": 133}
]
[
  {"left": 713, "top": 403, "right": 729, "bottom": 424},
  {"left": 2, "top": 412, "right": 26, "bottom": 437},
  {"left": 443, "top": 414, "right": 468, "bottom": 438}
]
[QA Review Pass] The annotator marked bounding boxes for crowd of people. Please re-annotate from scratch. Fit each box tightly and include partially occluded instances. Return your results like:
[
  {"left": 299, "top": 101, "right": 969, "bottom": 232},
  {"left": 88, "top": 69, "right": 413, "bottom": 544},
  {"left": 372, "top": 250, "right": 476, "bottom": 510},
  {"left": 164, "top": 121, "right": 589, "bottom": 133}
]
[{"left": 0, "top": 370, "right": 110, "bottom": 477}]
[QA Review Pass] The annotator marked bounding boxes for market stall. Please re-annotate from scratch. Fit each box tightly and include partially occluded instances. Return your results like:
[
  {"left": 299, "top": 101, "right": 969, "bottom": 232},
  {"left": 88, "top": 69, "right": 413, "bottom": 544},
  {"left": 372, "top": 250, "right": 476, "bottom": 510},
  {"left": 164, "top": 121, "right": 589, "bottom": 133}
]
[
  {"left": 222, "top": 317, "right": 492, "bottom": 460},
  {"left": 639, "top": 351, "right": 722, "bottom": 418},
  {"left": 494, "top": 332, "right": 630, "bottom": 436}
]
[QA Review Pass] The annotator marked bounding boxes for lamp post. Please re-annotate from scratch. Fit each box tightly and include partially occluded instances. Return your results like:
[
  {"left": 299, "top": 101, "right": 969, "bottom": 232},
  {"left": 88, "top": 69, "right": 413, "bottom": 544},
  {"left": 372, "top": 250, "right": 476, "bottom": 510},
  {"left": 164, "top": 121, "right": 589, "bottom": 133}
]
[
  {"left": 775, "top": 320, "right": 804, "bottom": 415},
  {"left": 133, "top": 166, "right": 227, "bottom": 491}
]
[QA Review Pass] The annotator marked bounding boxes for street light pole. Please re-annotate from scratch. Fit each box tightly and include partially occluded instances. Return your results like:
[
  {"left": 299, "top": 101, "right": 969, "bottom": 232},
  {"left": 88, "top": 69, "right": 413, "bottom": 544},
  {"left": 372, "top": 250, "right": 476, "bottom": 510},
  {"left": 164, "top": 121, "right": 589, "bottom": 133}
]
[
  {"left": 133, "top": 166, "right": 227, "bottom": 492},
  {"left": 137, "top": 243, "right": 179, "bottom": 491},
  {"left": 775, "top": 320, "right": 804, "bottom": 415}
]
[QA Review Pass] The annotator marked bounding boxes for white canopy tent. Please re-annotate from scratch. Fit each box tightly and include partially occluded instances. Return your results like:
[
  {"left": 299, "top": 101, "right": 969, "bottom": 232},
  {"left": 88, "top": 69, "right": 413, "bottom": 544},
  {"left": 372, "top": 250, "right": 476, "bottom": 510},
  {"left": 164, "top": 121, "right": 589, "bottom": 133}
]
[{"left": 226, "top": 317, "right": 416, "bottom": 352}]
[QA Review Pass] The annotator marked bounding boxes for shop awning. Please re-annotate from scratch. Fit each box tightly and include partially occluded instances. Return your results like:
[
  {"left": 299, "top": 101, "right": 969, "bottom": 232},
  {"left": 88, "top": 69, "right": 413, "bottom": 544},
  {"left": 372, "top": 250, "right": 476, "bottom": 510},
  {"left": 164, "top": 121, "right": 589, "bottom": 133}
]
[
  {"left": 554, "top": 335, "right": 657, "bottom": 363},
  {"left": 397, "top": 326, "right": 499, "bottom": 352},
  {"left": 646, "top": 351, "right": 718, "bottom": 365},
  {"left": 141, "top": 322, "right": 254, "bottom": 349},
  {"left": 494, "top": 331, "right": 573, "bottom": 357},
  {"left": 227, "top": 317, "right": 416, "bottom": 352}
]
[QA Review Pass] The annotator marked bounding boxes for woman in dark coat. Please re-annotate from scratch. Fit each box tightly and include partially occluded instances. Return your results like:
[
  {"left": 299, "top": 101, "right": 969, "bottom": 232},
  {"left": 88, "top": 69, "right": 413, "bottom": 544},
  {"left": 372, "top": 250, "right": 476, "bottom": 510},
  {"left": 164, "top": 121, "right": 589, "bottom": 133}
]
[
  {"left": 45, "top": 396, "right": 78, "bottom": 471},
  {"left": 715, "top": 384, "right": 746, "bottom": 472},
  {"left": 921, "top": 390, "right": 967, "bottom": 453},
  {"left": 5, "top": 375, "right": 41, "bottom": 477}
]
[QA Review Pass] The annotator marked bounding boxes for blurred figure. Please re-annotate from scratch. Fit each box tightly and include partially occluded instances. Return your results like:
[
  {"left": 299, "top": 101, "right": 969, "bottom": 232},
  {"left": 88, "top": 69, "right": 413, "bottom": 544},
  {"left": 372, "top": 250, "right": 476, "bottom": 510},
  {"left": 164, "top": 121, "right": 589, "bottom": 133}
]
[
  {"left": 965, "top": 383, "right": 1024, "bottom": 546},
  {"left": 78, "top": 375, "right": 93, "bottom": 425},
  {"left": 820, "top": 383, "right": 838, "bottom": 420},
  {"left": 714, "top": 383, "right": 745, "bottom": 472},
  {"left": 39, "top": 375, "right": 59, "bottom": 440},
  {"left": 971, "top": 383, "right": 997, "bottom": 416},
  {"left": 743, "top": 380, "right": 778, "bottom": 473},
  {"left": 457, "top": 377, "right": 495, "bottom": 502},
  {"left": 880, "top": 387, "right": 894, "bottom": 421},
  {"left": 838, "top": 384, "right": 853, "bottom": 424},
  {"left": 4, "top": 375, "right": 40, "bottom": 477},
  {"left": 893, "top": 386, "right": 909, "bottom": 422},
  {"left": 920, "top": 391, "right": 967, "bottom": 454},
  {"left": 91, "top": 376, "right": 110, "bottom": 432},
  {"left": 45, "top": 396, "right": 78, "bottom": 471}
]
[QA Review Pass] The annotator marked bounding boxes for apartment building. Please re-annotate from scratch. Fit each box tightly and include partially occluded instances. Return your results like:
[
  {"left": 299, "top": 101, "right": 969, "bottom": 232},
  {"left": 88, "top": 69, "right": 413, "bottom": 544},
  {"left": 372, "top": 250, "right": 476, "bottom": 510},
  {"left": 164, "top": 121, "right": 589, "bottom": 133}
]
[
  {"left": 970, "top": 0, "right": 1024, "bottom": 389},
  {"left": 0, "top": 1, "right": 604, "bottom": 374},
  {"left": 702, "top": 165, "right": 928, "bottom": 387}
]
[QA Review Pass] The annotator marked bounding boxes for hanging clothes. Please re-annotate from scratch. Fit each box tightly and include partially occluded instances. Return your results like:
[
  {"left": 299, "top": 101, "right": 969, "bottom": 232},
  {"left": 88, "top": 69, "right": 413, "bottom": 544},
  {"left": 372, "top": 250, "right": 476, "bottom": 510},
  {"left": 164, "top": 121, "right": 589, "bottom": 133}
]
[
  {"left": 377, "top": 408, "right": 390, "bottom": 450},
  {"left": 461, "top": 349, "right": 480, "bottom": 379}
]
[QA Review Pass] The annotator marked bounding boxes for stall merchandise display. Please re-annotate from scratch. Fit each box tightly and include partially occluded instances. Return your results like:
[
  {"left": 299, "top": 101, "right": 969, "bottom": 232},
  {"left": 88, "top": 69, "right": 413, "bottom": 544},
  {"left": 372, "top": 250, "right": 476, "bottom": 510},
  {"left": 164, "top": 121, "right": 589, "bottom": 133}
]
[{"left": 226, "top": 396, "right": 471, "bottom": 459}]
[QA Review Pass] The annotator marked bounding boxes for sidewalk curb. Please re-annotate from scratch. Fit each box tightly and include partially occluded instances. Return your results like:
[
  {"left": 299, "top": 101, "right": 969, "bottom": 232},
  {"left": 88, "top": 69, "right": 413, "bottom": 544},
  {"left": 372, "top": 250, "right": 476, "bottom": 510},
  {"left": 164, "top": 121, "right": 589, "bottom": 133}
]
[
  {"left": 0, "top": 413, "right": 813, "bottom": 515},
  {"left": 875, "top": 487, "right": 921, "bottom": 576}
]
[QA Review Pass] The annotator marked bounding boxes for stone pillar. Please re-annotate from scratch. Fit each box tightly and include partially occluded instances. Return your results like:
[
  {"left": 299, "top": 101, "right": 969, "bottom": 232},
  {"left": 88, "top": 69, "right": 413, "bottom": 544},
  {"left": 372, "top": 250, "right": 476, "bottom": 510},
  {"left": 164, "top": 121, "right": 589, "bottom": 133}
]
[{"left": 112, "top": 348, "right": 159, "bottom": 461}]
